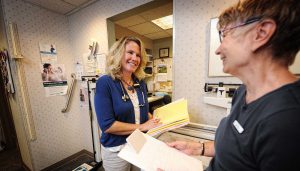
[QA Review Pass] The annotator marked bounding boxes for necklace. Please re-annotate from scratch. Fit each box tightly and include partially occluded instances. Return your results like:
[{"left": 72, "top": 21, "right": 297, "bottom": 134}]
[{"left": 121, "top": 79, "right": 134, "bottom": 93}]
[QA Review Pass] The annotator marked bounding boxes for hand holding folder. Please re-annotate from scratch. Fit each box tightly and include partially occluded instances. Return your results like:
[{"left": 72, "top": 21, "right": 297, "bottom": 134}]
[{"left": 147, "top": 98, "right": 190, "bottom": 136}]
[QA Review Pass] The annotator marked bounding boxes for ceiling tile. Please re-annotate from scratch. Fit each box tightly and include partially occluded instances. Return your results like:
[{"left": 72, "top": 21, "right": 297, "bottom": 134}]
[
  {"left": 128, "top": 22, "right": 162, "bottom": 35},
  {"left": 144, "top": 31, "right": 171, "bottom": 40},
  {"left": 165, "top": 29, "right": 173, "bottom": 35},
  {"left": 139, "top": 3, "right": 172, "bottom": 21},
  {"left": 115, "top": 15, "right": 146, "bottom": 27},
  {"left": 24, "top": 0, "right": 75, "bottom": 14},
  {"left": 63, "top": 0, "right": 89, "bottom": 6}
]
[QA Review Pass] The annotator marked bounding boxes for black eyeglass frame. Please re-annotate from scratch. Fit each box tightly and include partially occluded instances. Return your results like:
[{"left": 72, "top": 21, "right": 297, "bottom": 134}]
[{"left": 218, "top": 16, "right": 263, "bottom": 43}]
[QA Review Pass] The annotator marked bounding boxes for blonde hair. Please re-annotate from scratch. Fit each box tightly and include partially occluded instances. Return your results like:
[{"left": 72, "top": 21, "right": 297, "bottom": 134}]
[{"left": 106, "top": 36, "right": 147, "bottom": 80}]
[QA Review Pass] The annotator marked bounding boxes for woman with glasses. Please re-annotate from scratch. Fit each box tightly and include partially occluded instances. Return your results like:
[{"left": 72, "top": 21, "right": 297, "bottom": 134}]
[
  {"left": 94, "top": 36, "right": 160, "bottom": 171},
  {"left": 167, "top": 0, "right": 300, "bottom": 171}
]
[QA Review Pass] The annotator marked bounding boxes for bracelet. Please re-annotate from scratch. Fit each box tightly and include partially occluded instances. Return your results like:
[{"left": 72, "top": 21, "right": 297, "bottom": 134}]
[{"left": 201, "top": 142, "right": 205, "bottom": 156}]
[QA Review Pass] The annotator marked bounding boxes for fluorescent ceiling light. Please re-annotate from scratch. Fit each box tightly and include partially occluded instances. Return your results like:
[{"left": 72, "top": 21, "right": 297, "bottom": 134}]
[{"left": 152, "top": 15, "right": 173, "bottom": 30}]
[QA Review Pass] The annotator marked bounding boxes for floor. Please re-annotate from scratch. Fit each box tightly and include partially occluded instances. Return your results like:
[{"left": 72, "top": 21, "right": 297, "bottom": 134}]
[
  {"left": 42, "top": 149, "right": 104, "bottom": 171},
  {"left": 0, "top": 148, "right": 25, "bottom": 171}
]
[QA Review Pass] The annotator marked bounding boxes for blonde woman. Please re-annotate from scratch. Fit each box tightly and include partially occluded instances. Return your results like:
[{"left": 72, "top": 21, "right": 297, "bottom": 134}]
[{"left": 94, "top": 36, "right": 160, "bottom": 171}]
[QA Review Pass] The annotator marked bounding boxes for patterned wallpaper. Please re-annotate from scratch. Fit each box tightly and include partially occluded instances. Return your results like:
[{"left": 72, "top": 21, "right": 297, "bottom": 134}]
[
  {"left": 2, "top": 0, "right": 90, "bottom": 170},
  {"left": 68, "top": 0, "right": 151, "bottom": 66},
  {"left": 2, "top": 0, "right": 152, "bottom": 170},
  {"left": 173, "top": 0, "right": 240, "bottom": 126},
  {"left": 1, "top": 0, "right": 243, "bottom": 170}
]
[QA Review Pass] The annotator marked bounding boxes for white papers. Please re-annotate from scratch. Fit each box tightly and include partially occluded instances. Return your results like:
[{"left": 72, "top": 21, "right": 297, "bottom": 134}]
[
  {"left": 96, "top": 54, "right": 106, "bottom": 74},
  {"left": 126, "top": 129, "right": 147, "bottom": 153},
  {"left": 75, "top": 62, "right": 83, "bottom": 80},
  {"left": 155, "top": 73, "right": 167, "bottom": 82},
  {"left": 82, "top": 53, "right": 106, "bottom": 75},
  {"left": 118, "top": 129, "right": 203, "bottom": 171},
  {"left": 39, "top": 43, "right": 57, "bottom": 64},
  {"left": 82, "top": 52, "right": 97, "bottom": 74},
  {"left": 44, "top": 85, "right": 68, "bottom": 97}
]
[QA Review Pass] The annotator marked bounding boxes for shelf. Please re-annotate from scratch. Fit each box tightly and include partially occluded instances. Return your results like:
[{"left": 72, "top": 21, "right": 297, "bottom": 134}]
[
  {"left": 146, "top": 61, "right": 153, "bottom": 66},
  {"left": 203, "top": 97, "right": 232, "bottom": 115},
  {"left": 145, "top": 74, "right": 153, "bottom": 77},
  {"left": 203, "top": 97, "right": 231, "bottom": 108}
]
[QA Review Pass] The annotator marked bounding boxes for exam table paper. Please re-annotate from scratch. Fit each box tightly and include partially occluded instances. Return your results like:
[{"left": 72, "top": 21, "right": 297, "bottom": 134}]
[{"left": 118, "top": 129, "right": 203, "bottom": 171}]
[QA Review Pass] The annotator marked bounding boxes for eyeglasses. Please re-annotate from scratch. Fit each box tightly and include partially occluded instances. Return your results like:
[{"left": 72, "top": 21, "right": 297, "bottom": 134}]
[{"left": 218, "top": 16, "right": 262, "bottom": 43}]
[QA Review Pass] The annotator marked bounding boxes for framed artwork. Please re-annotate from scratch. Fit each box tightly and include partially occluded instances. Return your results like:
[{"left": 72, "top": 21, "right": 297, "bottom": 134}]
[{"left": 159, "top": 48, "right": 169, "bottom": 58}]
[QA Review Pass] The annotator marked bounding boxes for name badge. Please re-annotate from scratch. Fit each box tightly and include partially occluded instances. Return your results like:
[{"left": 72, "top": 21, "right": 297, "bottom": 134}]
[{"left": 233, "top": 120, "right": 244, "bottom": 134}]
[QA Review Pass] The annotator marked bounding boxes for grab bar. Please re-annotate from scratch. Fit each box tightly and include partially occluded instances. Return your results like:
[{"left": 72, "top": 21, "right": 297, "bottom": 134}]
[{"left": 61, "top": 73, "right": 76, "bottom": 113}]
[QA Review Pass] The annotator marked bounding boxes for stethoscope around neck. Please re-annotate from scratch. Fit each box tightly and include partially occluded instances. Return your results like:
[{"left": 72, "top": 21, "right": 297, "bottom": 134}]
[{"left": 119, "top": 80, "right": 146, "bottom": 107}]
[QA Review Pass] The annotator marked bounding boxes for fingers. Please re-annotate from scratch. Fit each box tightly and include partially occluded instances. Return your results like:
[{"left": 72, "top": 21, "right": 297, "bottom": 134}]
[
  {"left": 152, "top": 117, "right": 160, "bottom": 122},
  {"left": 167, "top": 141, "right": 187, "bottom": 150},
  {"left": 166, "top": 141, "right": 177, "bottom": 147},
  {"left": 167, "top": 141, "right": 183, "bottom": 149}
]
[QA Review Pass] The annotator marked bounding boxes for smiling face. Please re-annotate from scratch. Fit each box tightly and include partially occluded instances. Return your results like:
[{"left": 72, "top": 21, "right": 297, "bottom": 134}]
[
  {"left": 121, "top": 41, "right": 141, "bottom": 75},
  {"left": 215, "top": 22, "right": 256, "bottom": 75}
]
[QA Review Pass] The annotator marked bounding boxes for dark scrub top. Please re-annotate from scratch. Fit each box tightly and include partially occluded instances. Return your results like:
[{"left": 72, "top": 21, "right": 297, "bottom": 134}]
[{"left": 207, "top": 79, "right": 300, "bottom": 171}]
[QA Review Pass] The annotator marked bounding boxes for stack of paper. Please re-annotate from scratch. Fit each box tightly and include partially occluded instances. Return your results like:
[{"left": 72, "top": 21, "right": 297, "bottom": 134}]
[
  {"left": 118, "top": 129, "right": 203, "bottom": 171},
  {"left": 147, "top": 98, "right": 190, "bottom": 136}
]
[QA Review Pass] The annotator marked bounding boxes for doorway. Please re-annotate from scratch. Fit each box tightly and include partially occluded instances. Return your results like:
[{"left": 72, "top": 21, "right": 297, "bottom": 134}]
[
  {"left": 106, "top": 0, "right": 173, "bottom": 113},
  {"left": 0, "top": 60, "right": 26, "bottom": 170}
]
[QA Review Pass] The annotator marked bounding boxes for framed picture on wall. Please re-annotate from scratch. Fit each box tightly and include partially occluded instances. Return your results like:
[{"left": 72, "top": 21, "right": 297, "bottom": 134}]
[{"left": 159, "top": 48, "right": 169, "bottom": 58}]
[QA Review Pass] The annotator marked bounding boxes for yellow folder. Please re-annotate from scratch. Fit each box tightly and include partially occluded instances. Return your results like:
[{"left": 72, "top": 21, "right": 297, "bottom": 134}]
[{"left": 147, "top": 98, "right": 190, "bottom": 136}]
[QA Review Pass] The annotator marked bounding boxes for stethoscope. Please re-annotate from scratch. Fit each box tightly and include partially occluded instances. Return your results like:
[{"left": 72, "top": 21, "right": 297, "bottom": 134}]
[{"left": 119, "top": 80, "right": 146, "bottom": 107}]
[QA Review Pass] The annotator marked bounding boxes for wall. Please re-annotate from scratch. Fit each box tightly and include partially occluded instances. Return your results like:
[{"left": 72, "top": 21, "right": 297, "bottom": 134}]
[
  {"left": 2, "top": 0, "right": 93, "bottom": 170},
  {"left": 173, "top": 0, "right": 240, "bottom": 125},
  {"left": 152, "top": 37, "right": 173, "bottom": 93},
  {"left": 153, "top": 37, "right": 172, "bottom": 58},
  {"left": 115, "top": 24, "right": 153, "bottom": 50},
  {"left": 0, "top": 1, "right": 33, "bottom": 169},
  {"left": 68, "top": 0, "right": 151, "bottom": 66},
  {"left": 1, "top": 0, "right": 246, "bottom": 169}
]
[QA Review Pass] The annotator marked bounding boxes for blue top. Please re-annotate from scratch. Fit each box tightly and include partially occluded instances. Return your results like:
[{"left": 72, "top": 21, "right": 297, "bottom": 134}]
[{"left": 94, "top": 75, "right": 149, "bottom": 147}]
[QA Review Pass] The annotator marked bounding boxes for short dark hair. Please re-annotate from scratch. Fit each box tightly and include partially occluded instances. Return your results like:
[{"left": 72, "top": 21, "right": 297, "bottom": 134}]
[
  {"left": 218, "top": 0, "right": 300, "bottom": 66},
  {"left": 43, "top": 63, "right": 51, "bottom": 69}
]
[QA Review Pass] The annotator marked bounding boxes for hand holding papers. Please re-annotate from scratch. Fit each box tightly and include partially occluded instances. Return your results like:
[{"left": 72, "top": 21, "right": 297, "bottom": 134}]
[
  {"left": 147, "top": 98, "right": 190, "bottom": 136},
  {"left": 118, "top": 129, "right": 203, "bottom": 171}
]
